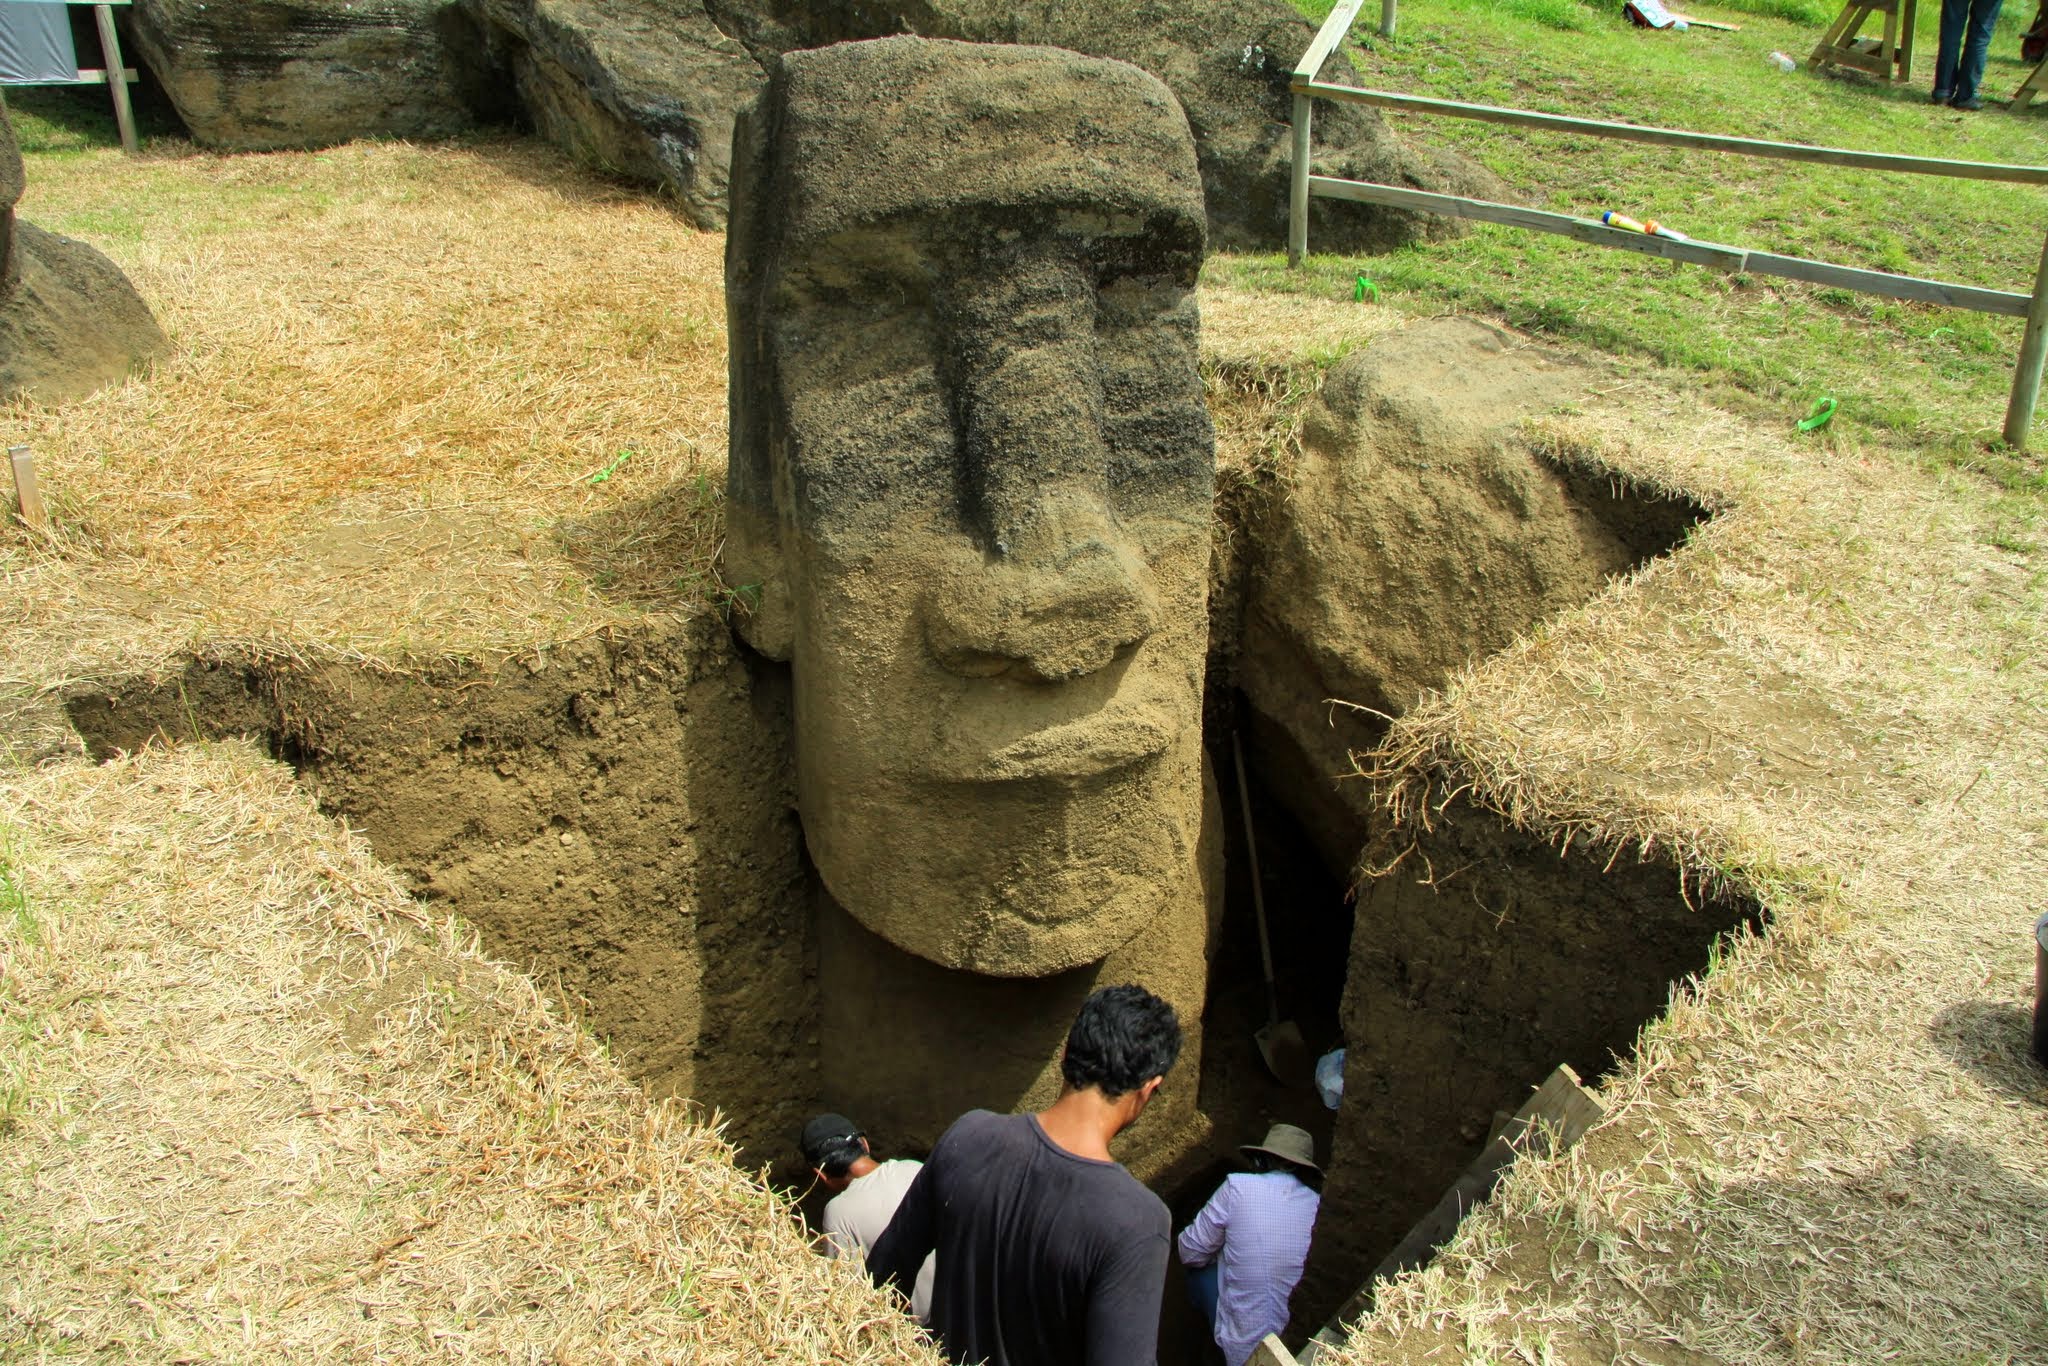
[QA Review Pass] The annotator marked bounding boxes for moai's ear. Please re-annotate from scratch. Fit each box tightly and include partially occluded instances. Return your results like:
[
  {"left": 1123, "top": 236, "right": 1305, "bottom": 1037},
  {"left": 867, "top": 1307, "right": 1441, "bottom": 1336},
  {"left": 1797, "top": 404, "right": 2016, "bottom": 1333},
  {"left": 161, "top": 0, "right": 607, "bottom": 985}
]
[{"left": 722, "top": 515, "right": 794, "bottom": 660}]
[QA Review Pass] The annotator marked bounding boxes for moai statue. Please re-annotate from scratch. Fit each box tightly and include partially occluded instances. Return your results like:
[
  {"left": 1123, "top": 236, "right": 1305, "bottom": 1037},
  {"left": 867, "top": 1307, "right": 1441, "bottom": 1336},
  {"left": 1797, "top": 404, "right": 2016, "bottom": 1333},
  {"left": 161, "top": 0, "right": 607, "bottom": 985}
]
[{"left": 725, "top": 36, "right": 1219, "bottom": 1173}]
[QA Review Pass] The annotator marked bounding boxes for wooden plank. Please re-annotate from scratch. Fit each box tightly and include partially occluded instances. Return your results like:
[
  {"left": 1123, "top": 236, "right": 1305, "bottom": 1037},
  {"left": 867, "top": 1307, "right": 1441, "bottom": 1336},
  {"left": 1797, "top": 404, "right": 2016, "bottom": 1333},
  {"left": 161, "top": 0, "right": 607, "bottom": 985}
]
[
  {"left": 1298, "top": 1065, "right": 1604, "bottom": 1362},
  {"left": 9, "top": 446, "right": 46, "bottom": 534},
  {"left": 3, "top": 69, "right": 140, "bottom": 87},
  {"left": 2012, "top": 55, "right": 2048, "bottom": 108},
  {"left": 1249, "top": 1335, "right": 1300, "bottom": 1366},
  {"left": 94, "top": 4, "right": 138, "bottom": 154},
  {"left": 1293, "top": 0, "right": 1369, "bottom": 82},
  {"left": 1291, "top": 79, "right": 2048, "bottom": 183},
  {"left": 1742, "top": 249, "right": 2030, "bottom": 316},
  {"left": 1307, "top": 176, "right": 2030, "bottom": 315},
  {"left": 1307, "top": 177, "right": 1750, "bottom": 269}
]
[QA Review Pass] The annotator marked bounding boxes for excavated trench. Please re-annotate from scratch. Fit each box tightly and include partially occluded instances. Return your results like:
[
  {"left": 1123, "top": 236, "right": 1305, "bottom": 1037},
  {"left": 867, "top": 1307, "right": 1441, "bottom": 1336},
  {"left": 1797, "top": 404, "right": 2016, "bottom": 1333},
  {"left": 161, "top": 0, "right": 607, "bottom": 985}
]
[{"left": 63, "top": 323, "right": 1765, "bottom": 1355}]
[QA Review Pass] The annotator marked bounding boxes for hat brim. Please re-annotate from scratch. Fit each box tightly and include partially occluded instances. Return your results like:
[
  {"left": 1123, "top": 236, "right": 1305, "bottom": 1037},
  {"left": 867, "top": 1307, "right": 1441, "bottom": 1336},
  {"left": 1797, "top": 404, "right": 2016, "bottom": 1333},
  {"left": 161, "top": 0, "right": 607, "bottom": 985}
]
[{"left": 1239, "top": 1142, "right": 1321, "bottom": 1176}]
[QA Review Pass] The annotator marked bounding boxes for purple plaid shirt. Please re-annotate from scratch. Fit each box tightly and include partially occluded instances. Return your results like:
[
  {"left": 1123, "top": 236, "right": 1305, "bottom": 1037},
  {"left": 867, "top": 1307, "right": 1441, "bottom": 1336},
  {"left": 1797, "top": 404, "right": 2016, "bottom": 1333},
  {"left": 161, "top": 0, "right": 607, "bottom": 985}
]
[{"left": 1176, "top": 1171, "right": 1321, "bottom": 1366}]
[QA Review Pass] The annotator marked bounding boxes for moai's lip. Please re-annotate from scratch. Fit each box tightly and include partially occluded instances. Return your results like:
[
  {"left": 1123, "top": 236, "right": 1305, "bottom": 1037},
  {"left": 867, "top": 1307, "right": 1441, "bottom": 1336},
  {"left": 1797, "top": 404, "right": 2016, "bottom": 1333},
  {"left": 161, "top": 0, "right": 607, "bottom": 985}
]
[
  {"left": 921, "top": 680, "right": 1181, "bottom": 785},
  {"left": 967, "top": 702, "right": 1175, "bottom": 783}
]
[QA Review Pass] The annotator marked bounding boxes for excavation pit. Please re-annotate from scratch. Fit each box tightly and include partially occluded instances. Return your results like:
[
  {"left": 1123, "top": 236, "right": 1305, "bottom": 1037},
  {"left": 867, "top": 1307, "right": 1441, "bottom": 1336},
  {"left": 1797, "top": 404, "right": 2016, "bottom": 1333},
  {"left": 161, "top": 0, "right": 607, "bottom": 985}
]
[{"left": 57, "top": 314, "right": 1747, "bottom": 1351}]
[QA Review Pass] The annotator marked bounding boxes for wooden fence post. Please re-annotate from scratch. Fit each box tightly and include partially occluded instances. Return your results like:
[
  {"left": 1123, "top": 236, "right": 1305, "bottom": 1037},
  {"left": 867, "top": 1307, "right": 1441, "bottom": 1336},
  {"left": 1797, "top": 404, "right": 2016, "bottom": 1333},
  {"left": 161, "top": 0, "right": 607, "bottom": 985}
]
[
  {"left": 1288, "top": 94, "right": 1312, "bottom": 268},
  {"left": 2003, "top": 229, "right": 2048, "bottom": 450},
  {"left": 8, "top": 445, "right": 46, "bottom": 533},
  {"left": 92, "top": 4, "right": 138, "bottom": 153}
]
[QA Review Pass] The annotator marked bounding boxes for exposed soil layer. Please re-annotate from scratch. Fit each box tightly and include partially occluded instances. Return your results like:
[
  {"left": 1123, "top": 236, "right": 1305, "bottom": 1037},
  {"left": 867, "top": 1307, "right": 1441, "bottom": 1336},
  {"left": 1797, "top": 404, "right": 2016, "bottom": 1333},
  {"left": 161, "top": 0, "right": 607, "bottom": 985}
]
[
  {"left": 1231, "top": 318, "right": 1708, "bottom": 880},
  {"left": 65, "top": 617, "right": 820, "bottom": 1164},
  {"left": 1293, "top": 801, "right": 1763, "bottom": 1331}
]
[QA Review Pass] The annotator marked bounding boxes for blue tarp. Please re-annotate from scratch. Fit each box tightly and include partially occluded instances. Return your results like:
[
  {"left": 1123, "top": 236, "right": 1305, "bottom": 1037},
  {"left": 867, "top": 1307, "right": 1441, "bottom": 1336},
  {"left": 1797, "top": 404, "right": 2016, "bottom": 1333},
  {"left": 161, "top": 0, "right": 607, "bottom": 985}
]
[{"left": 0, "top": 2, "right": 79, "bottom": 85}]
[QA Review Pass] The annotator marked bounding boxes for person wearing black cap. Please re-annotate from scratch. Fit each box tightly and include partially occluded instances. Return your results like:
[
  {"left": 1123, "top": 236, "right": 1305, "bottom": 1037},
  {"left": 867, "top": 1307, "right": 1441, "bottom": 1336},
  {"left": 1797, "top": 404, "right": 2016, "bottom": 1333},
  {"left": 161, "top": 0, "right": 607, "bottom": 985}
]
[
  {"left": 1176, "top": 1122, "right": 1323, "bottom": 1366},
  {"left": 799, "top": 1113, "right": 934, "bottom": 1322}
]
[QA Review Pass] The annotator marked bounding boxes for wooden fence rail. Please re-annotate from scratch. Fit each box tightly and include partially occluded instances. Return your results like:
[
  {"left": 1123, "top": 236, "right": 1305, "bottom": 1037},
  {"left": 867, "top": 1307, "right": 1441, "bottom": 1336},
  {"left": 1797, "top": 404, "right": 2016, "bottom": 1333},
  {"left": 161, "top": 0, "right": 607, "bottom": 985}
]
[{"left": 1287, "top": 7, "right": 2048, "bottom": 447}]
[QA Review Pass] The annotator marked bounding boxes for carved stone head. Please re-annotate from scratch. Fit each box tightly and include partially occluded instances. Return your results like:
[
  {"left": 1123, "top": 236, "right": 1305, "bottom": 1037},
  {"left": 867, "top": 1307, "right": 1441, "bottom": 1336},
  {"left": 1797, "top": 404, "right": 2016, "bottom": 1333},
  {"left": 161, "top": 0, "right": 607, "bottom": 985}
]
[{"left": 725, "top": 37, "right": 1215, "bottom": 977}]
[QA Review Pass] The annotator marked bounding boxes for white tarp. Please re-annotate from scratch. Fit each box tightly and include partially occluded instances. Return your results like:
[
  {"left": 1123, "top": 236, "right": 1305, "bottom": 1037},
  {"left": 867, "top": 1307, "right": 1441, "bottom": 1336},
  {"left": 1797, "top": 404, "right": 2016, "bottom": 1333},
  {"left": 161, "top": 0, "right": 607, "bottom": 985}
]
[{"left": 0, "top": 1, "right": 79, "bottom": 85}]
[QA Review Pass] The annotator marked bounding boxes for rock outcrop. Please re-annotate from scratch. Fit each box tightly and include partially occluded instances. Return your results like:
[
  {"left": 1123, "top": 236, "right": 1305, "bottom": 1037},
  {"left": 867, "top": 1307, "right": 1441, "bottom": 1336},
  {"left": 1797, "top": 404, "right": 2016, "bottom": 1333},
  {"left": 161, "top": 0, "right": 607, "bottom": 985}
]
[
  {"left": 126, "top": 0, "right": 1487, "bottom": 246},
  {"left": 131, "top": 0, "right": 496, "bottom": 150},
  {"left": 463, "top": 0, "right": 763, "bottom": 230},
  {"left": 0, "top": 101, "right": 165, "bottom": 403},
  {"left": 707, "top": 0, "right": 1494, "bottom": 249}
]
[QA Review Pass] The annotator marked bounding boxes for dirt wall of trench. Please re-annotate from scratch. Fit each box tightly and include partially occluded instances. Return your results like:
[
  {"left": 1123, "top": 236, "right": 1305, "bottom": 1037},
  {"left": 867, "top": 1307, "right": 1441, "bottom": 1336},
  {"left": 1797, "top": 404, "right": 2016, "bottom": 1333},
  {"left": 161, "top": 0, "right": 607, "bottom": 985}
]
[
  {"left": 1294, "top": 800, "right": 1762, "bottom": 1331},
  {"left": 66, "top": 618, "right": 820, "bottom": 1163}
]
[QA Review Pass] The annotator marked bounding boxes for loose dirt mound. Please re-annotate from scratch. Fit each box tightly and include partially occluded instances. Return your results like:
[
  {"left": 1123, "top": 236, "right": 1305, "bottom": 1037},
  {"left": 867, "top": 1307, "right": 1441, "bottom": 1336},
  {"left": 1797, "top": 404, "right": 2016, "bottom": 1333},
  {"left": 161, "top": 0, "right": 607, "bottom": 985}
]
[
  {"left": 1238, "top": 317, "right": 1701, "bottom": 872},
  {"left": 1317, "top": 390, "right": 2048, "bottom": 1363}
]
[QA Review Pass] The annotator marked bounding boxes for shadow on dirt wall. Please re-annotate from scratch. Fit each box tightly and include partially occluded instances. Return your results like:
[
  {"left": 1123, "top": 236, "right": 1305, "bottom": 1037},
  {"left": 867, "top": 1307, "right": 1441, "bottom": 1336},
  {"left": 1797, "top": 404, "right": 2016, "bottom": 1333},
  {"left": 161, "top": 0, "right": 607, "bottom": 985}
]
[{"left": 63, "top": 615, "right": 822, "bottom": 1167}]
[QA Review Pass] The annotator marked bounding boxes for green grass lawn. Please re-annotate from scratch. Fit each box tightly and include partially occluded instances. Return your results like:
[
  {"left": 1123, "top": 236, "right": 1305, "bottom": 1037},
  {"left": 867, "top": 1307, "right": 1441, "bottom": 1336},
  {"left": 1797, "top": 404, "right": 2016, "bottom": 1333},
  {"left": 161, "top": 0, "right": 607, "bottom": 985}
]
[{"left": 1231, "top": 0, "right": 2048, "bottom": 479}]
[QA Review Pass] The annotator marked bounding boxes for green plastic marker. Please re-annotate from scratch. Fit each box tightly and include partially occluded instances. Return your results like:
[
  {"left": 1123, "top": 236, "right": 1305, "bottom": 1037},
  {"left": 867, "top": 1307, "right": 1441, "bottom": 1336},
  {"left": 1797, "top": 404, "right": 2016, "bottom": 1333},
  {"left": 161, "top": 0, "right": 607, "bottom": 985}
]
[
  {"left": 1797, "top": 396, "right": 1836, "bottom": 431},
  {"left": 1354, "top": 274, "right": 1379, "bottom": 303}
]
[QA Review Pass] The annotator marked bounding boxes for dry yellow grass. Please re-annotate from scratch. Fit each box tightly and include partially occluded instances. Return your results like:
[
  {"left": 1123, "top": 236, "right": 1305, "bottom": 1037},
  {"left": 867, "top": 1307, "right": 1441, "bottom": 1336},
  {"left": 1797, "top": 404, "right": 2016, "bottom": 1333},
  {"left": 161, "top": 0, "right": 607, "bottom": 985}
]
[
  {"left": 3, "top": 136, "right": 730, "bottom": 687},
  {"left": 1320, "top": 382, "right": 2048, "bottom": 1363},
  {"left": 0, "top": 739, "right": 941, "bottom": 1362}
]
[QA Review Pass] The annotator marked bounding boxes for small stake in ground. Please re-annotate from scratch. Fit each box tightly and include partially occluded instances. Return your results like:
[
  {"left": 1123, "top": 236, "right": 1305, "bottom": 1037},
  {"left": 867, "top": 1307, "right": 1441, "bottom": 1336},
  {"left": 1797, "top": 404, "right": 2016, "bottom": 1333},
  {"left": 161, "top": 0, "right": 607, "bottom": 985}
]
[{"left": 9, "top": 445, "right": 46, "bottom": 533}]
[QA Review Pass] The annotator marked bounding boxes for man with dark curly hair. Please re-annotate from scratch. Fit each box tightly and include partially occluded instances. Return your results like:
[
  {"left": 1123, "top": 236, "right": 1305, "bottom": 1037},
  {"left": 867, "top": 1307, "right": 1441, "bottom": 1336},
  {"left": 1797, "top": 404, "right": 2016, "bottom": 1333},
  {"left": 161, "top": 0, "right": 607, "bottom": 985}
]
[{"left": 867, "top": 984, "right": 1183, "bottom": 1365}]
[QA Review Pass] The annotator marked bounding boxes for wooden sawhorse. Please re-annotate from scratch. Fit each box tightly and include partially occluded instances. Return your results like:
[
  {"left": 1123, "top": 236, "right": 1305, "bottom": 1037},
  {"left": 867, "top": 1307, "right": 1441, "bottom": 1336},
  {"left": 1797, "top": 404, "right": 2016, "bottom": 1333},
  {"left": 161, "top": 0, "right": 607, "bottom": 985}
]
[
  {"left": 1809, "top": 0, "right": 1919, "bottom": 81},
  {"left": 2014, "top": 56, "right": 2048, "bottom": 106}
]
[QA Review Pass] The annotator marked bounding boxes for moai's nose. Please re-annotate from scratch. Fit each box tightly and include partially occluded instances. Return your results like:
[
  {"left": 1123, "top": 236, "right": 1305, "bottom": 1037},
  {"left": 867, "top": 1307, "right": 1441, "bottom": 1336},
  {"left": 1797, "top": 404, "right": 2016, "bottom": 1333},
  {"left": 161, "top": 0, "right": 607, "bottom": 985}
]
[
  {"left": 925, "top": 239, "right": 1162, "bottom": 683},
  {"left": 926, "top": 486, "right": 1163, "bottom": 683}
]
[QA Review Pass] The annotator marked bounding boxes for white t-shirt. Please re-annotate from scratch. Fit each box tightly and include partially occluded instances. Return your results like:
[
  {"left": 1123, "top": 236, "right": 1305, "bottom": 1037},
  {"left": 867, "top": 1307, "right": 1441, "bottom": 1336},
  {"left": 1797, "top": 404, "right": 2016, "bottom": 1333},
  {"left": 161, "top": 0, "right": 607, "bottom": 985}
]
[{"left": 822, "top": 1158, "right": 935, "bottom": 1322}]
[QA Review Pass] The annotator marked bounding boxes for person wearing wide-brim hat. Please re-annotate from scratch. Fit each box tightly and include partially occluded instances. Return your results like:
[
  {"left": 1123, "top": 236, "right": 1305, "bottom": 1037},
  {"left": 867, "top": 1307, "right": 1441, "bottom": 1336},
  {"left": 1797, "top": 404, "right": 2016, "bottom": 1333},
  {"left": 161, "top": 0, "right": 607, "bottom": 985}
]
[{"left": 1176, "top": 1123, "right": 1323, "bottom": 1366}]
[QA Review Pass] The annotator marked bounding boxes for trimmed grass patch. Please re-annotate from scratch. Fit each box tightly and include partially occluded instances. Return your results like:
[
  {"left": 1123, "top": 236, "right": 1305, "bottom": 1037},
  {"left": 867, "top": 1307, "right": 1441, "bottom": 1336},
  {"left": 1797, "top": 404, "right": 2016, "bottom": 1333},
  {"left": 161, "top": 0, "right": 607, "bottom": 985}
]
[{"left": 1253, "top": 0, "right": 2048, "bottom": 467}]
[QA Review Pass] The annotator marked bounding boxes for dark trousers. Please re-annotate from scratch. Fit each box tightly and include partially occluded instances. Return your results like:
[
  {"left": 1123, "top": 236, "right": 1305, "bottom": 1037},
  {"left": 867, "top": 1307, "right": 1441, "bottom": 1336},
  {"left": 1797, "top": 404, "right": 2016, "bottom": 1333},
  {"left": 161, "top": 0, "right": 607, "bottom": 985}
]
[
  {"left": 1186, "top": 1262, "right": 1220, "bottom": 1328},
  {"left": 1935, "top": 0, "right": 2006, "bottom": 100}
]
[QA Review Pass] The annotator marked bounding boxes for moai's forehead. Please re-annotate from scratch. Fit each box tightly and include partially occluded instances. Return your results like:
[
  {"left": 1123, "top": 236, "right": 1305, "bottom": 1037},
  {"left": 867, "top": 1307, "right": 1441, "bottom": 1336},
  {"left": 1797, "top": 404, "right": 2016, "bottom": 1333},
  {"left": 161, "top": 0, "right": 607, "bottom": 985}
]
[{"left": 762, "top": 36, "right": 1206, "bottom": 252}]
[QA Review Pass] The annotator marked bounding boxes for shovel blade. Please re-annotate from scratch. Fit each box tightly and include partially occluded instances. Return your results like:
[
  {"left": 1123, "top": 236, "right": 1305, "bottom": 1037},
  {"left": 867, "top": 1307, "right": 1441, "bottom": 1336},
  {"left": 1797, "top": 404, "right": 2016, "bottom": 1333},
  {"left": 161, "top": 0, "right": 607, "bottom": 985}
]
[{"left": 1255, "top": 1018, "right": 1313, "bottom": 1088}]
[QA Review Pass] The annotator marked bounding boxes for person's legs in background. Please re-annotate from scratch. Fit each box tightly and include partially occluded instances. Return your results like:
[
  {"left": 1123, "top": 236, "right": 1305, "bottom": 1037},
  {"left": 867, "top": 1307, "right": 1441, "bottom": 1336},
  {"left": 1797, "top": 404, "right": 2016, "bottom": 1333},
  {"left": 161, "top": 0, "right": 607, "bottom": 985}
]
[
  {"left": 1935, "top": 0, "right": 1972, "bottom": 98},
  {"left": 1952, "top": 0, "right": 2008, "bottom": 105}
]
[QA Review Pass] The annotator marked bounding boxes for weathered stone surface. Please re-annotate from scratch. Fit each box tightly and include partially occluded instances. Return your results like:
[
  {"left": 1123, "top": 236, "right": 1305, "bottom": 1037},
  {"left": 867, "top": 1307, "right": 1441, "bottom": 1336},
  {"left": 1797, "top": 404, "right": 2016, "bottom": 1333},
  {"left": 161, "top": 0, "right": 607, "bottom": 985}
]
[
  {"left": 131, "top": 0, "right": 492, "bottom": 150},
  {"left": 726, "top": 37, "right": 1215, "bottom": 978},
  {"left": 705, "top": 0, "right": 1493, "bottom": 251},
  {"left": 815, "top": 767, "right": 1223, "bottom": 1181},
  {"left": 1, "top": 95, "right": 24, "bottom": 296},
  {"left": 0, "top": 223, "right": 168, "bottom": 404},
  {"left": 463, "top": 0, "right": 763, "bottom": 228},
  {"left": 125, "top": 0, "right": 1483, "bottom": 246},
  {"left": 0, "top": 103, "right": 165, "bottom": 404}
]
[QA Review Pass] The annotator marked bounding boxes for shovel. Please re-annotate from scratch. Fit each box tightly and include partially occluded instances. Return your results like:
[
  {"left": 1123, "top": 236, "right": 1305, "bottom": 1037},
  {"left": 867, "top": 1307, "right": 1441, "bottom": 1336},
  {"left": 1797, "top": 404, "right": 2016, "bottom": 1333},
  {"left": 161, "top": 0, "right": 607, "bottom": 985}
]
[{"left": 1230, "top": 731, "right": 1312, "bottom": 1088}]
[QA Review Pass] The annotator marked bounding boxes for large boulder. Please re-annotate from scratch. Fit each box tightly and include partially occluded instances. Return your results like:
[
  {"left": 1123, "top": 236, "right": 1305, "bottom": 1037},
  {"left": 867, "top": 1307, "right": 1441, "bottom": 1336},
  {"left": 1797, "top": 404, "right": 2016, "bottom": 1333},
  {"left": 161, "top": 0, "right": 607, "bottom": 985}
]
[
  {"left": 125, "top": 0, "right": 1485, "bottom": 246},
  {"left": 131, "top": 0, "right": 497, "bottom": 150},
  {"left": 707, "top": 0, "right": 1495, "bottom": 250},
  {"left": 0, "top": 102, "right": 165, "bottom": 403},
  {"left": 462, "top": 0, "right": 764, "bottom": 230}
]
